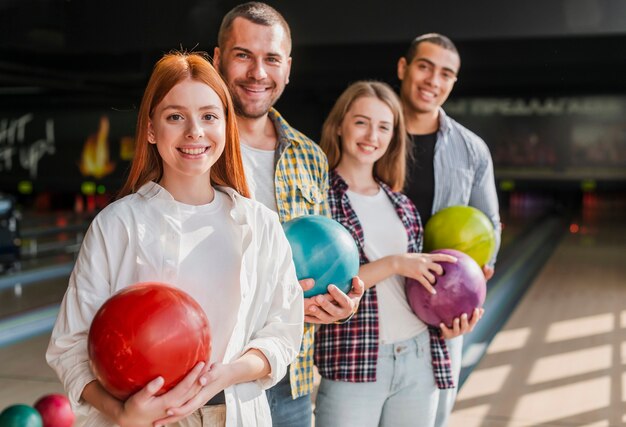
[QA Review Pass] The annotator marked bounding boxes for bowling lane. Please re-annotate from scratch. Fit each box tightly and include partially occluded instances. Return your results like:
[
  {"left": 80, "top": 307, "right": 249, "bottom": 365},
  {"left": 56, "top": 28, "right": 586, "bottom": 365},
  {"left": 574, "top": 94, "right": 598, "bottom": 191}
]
[
  {"left": 450, "top": 195, "right": 626, "bottom": 427},
  {"left": 1, "top": 210, "right": 90, "bottom": 319},
  {"left": 0, "top": 333, "right": 83, "bottom": 425}
]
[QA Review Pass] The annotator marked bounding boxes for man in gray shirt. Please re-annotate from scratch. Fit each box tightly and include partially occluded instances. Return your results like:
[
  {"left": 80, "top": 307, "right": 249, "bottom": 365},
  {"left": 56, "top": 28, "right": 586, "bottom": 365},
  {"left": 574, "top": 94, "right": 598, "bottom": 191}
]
[{"left": 397, "top": 33, "right": 502, "bottom": 427}]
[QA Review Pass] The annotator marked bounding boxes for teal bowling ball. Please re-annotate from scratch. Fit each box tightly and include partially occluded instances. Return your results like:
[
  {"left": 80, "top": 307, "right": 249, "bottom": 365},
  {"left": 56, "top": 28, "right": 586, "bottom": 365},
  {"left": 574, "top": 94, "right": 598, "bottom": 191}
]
[
  {"left": 283, "top": 215, "right": 359, "bottom": 298},
  {"left": 0, "top": 405, "right": 43, "bottom": 427}
]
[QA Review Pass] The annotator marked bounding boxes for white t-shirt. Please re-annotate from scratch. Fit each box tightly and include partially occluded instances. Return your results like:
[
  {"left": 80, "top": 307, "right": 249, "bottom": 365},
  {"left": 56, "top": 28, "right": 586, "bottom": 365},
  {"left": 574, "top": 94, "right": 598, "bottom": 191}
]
[
  {"left": 347, "top": 188, "right": 427, "bottom": 344},
  {"left": 47, "top": 182, "right": 303, "bottom": 427},
  {"left": 241, "top": 143, "right": 278, "bottom": 213}
]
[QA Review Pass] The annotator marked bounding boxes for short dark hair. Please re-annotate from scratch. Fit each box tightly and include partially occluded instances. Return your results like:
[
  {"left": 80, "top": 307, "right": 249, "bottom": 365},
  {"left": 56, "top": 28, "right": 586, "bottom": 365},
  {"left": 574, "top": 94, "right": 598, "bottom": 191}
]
[
  {"left": 405, "top": 33, "right": 458, "bottom": 63},
  {"left": 218, "top": 2, "right": 292, "bottom": 53}
]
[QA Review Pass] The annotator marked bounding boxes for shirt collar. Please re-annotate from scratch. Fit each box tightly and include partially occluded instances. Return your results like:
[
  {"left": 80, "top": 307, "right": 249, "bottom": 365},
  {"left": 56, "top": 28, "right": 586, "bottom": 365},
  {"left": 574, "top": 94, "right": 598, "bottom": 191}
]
[
  {"left": 330, "top": 169, "right": 393, "bottom": 197},
  {"left": 437, "top": 107, "right": 452, "bottom": 136},
  {"left": 215, "top": 186, "right": 254, "bottom": 226},
  {"left": 136, "top": 181, "right": 165, "bottom": 199},
  {"left": 269, "top": 108, "right": 301, "bottom": 149},
  {"left": 329, "top": 169, "right": 349, "bottom": 195},
  {"left": 135, "top": 181, "right": 250, "bottom": 223}
]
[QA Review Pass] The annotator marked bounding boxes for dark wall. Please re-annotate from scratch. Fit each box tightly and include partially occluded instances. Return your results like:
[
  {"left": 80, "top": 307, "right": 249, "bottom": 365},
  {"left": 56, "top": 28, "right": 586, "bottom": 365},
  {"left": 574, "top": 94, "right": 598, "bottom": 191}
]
[{"left": 1, "top": 0, "right": 626, "bottom": 195}]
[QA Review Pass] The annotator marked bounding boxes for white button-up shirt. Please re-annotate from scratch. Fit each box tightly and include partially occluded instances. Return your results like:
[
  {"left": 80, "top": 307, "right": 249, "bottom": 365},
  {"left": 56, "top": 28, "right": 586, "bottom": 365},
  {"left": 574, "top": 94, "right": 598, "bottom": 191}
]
[{"left": 46, "top": 182, "right": 304, "bottom": 427}]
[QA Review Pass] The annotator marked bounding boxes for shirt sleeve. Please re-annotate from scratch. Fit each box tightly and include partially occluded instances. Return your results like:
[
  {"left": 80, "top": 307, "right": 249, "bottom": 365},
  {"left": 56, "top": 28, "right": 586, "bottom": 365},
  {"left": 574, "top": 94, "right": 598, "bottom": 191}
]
[
  {"left": 45, "top": 216, "right": 117, "bottom": 415},
  {"left": 469, "top": 141, "right": 502, "bottom": 268},
  {"left": 241, "top": 214, "right": 304, "bottom": 389}
]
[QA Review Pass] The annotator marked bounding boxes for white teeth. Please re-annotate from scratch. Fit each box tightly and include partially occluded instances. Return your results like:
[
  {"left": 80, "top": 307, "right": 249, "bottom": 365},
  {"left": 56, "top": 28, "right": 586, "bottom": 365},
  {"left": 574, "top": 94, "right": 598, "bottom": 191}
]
[
  {"left": 179, "top": 147, "right": 207, "bottom": 155},
  {"left": 420, "top": 89, "right": 436, "bottom": 99},
  {"left": 358, "top": 144, "right": 376, "bottom": 152}
]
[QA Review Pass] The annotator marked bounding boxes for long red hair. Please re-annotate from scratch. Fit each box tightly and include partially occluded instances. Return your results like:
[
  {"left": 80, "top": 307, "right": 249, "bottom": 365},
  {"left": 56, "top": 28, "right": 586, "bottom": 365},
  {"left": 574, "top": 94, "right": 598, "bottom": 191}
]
[{"left": 118, "top": 51, "right": 249, "bottom": 198}]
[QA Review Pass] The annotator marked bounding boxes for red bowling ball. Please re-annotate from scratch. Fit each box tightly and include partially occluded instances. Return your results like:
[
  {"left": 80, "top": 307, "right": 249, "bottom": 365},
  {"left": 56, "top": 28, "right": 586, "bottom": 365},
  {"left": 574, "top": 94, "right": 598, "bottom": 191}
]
[
  {"left": 405, "top": 249, "right": 486, "bottom": 328},
  {"left": 88, "top": 282, "right": 211, "bottom": 400},
  {"left": 34, "top": 394, "right": 74, "bottom": 427}
]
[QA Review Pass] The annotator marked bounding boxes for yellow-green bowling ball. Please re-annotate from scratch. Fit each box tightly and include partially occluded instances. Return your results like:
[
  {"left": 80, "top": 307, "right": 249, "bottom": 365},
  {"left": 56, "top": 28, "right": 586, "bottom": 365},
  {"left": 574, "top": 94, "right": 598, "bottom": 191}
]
[{"left": 424, "top": 206, "right": 496, "bottom": 267}]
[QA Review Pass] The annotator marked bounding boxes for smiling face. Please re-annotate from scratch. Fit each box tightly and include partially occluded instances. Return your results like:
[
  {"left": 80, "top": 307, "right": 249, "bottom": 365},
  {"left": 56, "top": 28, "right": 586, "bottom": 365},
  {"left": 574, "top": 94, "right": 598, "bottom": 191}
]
[
  {"left": 148, "top": 78, "right": 226, "bottom": 190},
  {"left": 398, "top": 41, "right": 460, "bottom": 115},
  {"left": 214, "top": 17, "right": 291, "bottom": 119},
  {"left": 338, "top": 96, "right": 395, "bottom": 169}
]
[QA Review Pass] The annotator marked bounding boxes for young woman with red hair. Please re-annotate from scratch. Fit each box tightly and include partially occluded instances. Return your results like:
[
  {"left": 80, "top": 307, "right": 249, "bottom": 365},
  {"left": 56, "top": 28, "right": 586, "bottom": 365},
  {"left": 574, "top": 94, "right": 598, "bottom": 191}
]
[{"left": 47, "top": 52, "right": 303, "bottom": 427}]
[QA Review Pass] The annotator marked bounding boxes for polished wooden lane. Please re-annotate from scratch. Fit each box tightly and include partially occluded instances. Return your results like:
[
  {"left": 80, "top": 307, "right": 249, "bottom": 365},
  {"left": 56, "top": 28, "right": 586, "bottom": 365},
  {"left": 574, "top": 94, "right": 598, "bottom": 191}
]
[{"left": 450, "top": 202, "right": 626, "bottom": 427}]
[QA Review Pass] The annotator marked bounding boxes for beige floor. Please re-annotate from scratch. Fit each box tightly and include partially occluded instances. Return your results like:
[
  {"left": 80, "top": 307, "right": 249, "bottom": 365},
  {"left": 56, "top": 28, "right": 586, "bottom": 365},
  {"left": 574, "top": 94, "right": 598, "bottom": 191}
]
[
  {"left": 450, "top": 210, "right": 626, "bottom": 427},
  {"left": 0, "top": 334, "right": 76, "bottom": 419}
]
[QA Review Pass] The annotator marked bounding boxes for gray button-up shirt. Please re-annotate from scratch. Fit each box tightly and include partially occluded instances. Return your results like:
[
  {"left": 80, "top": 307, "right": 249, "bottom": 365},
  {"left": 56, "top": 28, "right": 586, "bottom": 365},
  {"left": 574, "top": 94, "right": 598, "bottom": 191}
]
[{"left": 431, "top": 108, "right": 502, "bottom": 267}]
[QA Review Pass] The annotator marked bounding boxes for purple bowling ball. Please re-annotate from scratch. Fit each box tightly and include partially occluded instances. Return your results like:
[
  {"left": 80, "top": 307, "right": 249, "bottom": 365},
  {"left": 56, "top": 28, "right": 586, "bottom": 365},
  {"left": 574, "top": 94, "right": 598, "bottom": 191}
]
[{"left": 405, "top": 248, "right": 486, "bottom": 327}]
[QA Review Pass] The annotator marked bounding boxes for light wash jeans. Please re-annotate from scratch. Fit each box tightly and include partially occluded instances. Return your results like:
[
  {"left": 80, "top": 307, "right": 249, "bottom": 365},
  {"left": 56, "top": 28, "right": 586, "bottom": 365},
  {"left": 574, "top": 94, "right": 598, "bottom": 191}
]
[
  {"left": 266, "top": 373, "right": 312, "bottom": 427},
  {"left": 314, "top": 330, "right": 439, "bottom": 427},
  {"left": 434, "top": 335, "right": 463, "bottom": 427}
]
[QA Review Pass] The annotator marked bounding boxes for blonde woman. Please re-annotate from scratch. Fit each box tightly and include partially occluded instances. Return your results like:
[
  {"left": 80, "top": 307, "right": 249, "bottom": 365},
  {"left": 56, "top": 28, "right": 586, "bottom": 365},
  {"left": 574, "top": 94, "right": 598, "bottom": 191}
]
[{"left": 314, "top": 81, "right": 482, "bottom": 427}]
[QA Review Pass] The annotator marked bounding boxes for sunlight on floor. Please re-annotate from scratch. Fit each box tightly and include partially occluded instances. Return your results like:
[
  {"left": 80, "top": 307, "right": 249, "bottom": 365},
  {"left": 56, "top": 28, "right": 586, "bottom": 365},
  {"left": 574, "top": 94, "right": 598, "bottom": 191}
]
[
  {"left": 486, "top": 327, "right": 531, "bottom": 354},
  {"left": 527, "top": 345, "right": 612, "bottom": 384},
  {"left": 512, "top": 377, "right": 610, "bottom": 424},
  {"left": 448, "top": 404, "right": 491, "bottom": 427},
  {"left": 582, "top": 420, "right": 610, "bottom": 427},
  {"left": 457, "top": 365, "right": 512, "bottom": 400},
  {"left": 545, "top": 313, "right": 614, "bottom": 343}
]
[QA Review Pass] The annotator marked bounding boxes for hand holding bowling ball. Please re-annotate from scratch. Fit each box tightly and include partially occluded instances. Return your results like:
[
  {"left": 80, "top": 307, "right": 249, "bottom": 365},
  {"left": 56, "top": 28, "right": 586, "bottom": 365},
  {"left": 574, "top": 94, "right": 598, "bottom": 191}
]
[
  {"left": 424, "top": 206, "right": 496, "bottom": 267},
  {"left": 34, "top": 394, "right": 74, "bottom": 427},
  {"left": 88, "top": 282, "right": 211, "bottom": 400},
  {"left": 405, "top": 249, "right": 486, "bottom": 328},
  {"left": 282, "top": 215, "right": 360, "bottom": 298},
  {"left": 392, "top": 251, "right": 458, "bottom": 295}
]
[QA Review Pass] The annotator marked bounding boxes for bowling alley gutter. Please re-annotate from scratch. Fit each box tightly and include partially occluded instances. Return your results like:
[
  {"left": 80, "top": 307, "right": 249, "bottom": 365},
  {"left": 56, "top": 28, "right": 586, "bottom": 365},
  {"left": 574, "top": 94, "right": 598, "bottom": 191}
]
[
  {"left": 458, "top": 213, "right": 568, "bottom": 388},
  {"left": 0, "top": 264, "right": 73, "bottom": 347},
  {"left": 0, "top": 305, "right": 60, "bottom": 348}
]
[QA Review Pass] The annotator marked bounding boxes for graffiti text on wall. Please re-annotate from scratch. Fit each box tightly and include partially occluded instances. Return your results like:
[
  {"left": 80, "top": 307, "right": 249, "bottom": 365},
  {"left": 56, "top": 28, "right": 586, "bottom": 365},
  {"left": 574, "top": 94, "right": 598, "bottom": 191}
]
[{"left": 0, "top": 114, "right": 56, "bottom": 179}]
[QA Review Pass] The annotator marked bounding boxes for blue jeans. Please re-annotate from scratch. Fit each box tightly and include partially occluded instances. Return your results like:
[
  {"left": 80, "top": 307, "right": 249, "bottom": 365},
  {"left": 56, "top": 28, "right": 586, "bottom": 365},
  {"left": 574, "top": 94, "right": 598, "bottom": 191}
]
[
  {"left": 266, "top": 373, "right": 312, "bottom": 427},
  {"left": 314, "top": 331, "right": 439, "bottom": 427},
  {"left": 434, "top": 335, "right": 463, "bottom": 427}
]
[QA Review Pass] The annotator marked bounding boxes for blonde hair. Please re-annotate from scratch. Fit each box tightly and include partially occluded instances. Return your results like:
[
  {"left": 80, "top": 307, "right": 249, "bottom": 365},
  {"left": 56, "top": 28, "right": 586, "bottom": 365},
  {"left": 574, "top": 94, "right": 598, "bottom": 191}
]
[
  {"left": 118, "top": 51, "right": 249, "bottom": 198},
  {"left": 320, "top": 81, "right": 407, "bottom": 191}
]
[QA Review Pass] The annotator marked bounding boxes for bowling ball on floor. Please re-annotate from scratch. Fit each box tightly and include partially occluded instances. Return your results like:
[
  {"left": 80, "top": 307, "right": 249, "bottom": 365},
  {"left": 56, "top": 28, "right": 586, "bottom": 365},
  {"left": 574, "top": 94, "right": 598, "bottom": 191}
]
[
  {"left": 0, "top": 404, "right": 43, "bottom": 427},
  {"left": 405, "top": 249, "right": 486, "bottom": 328},
  {"left": 88, "top": 282, "right": 211, "bottom": 400},
  {"left": 282, "top": 215, "right": 359, "bottom": 298},
  {"left": 424, "top": 205, "right": 496, "bottom": 267},
  {"left": 34, "top": 394, "right": 74, "bottom": 427}
]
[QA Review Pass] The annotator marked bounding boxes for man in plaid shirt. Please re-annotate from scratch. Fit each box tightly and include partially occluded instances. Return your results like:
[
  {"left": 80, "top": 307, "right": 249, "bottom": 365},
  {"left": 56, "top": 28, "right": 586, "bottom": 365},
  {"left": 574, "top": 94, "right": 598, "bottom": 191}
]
[{"left": 213, "top": 3, "right": 364, "bottom": 426}]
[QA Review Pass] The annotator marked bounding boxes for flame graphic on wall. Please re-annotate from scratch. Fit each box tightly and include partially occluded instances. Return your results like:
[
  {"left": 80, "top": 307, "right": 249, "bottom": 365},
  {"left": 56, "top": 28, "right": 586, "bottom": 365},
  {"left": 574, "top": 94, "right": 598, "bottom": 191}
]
[{"left": 79, "top": 116, "right": 116, "bottom": 179}]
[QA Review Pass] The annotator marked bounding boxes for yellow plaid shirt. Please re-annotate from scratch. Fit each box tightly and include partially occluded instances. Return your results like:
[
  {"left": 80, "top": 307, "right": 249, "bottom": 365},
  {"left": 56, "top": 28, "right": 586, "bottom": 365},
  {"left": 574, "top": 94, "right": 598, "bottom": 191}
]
[{"left": 268, "top": 109, "right": 329, "bottom": 398}]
